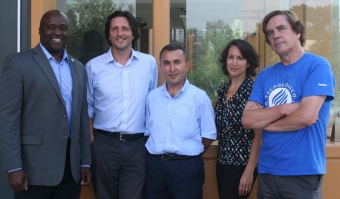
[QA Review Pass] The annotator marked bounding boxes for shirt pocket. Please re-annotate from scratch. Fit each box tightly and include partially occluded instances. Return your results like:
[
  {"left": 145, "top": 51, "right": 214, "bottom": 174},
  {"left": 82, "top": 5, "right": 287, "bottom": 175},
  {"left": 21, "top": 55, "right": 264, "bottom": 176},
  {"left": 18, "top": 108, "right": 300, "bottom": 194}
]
[{"left": 172, "top": 107, "right": 198, "bottom": 138}]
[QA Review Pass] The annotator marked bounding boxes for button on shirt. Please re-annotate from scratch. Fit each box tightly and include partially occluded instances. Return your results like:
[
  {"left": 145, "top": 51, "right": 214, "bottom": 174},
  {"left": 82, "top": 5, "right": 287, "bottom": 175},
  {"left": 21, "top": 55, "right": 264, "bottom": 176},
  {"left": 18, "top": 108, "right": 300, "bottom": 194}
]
[
  {"left": 86, "top": 48, "right": 158, "bottom": 134},
  {"left": 145, "top": 79, "right": 217, "bottom": 156},
  {"left": 40, "top": 43, "right": 72, "bottom": 136}
]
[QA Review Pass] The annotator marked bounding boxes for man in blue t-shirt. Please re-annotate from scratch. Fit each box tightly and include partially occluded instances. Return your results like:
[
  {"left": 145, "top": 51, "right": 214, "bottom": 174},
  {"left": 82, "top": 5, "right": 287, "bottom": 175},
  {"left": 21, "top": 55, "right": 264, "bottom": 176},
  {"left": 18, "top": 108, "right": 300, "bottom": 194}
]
[{"left": 242, "top": 10, "right": 335, "bottom": 199}]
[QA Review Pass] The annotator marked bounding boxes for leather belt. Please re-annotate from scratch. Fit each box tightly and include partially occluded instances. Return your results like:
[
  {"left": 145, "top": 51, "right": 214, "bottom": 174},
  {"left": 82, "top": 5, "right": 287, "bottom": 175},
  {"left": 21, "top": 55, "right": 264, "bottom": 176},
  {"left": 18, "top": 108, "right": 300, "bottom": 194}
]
[
  {"left": 95, "top": 129, "right": 144, "bottom": 141},
  {"left": 154, "top": 153, "right": 195, "bottom": 160}
]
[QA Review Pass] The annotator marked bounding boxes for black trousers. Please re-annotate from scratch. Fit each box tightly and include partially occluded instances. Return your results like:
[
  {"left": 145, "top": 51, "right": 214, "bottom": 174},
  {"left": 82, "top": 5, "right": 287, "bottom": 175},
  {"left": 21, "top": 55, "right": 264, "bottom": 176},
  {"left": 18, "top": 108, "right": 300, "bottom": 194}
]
[
  {"left": 144, "top": 154, "right": 205, "bottom": 199},
  {"left": 91, "top": 131, "right": 148, "bottom": 199},
  {"left": 216, "top": 164, "right": 258, "bottom": 199},
  {"left": 16, "top": 140, "right": 80, "bottom": 199}
]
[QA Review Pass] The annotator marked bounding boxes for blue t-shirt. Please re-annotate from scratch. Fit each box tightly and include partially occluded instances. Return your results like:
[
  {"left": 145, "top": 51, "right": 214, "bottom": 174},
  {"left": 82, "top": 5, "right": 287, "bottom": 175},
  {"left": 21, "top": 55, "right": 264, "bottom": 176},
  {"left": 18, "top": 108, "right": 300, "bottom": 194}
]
[{"left": 249, "top": 52, "right": 335, "bottom": 176}]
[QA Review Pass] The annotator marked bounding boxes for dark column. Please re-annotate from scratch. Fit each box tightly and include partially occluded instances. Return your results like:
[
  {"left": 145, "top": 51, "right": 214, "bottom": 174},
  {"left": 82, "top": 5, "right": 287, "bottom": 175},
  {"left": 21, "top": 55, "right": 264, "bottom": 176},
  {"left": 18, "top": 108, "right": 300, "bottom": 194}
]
[{"left": 0, "top": 0, "right": 30, "bottom": 198}]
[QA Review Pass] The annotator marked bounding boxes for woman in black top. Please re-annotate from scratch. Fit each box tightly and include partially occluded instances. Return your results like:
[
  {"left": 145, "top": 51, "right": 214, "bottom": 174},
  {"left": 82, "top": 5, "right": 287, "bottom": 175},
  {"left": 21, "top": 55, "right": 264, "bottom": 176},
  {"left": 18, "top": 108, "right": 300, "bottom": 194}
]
[{"left": 215, "top": 39, "right": 261, "bottom": 199}]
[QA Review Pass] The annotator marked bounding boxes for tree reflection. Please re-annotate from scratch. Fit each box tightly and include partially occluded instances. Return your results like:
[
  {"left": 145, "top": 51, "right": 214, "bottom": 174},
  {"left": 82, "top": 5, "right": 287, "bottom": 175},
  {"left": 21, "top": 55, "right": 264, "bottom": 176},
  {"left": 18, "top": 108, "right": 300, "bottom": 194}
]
[
  {"left": 187, "top": 20, "right": 243, "bottom": 102},
  {"left": 291, "top": 4, "right": 335, "bottom": 63},
  {"left": 66, "top": 0, "right": 134, "bottom": 60}
]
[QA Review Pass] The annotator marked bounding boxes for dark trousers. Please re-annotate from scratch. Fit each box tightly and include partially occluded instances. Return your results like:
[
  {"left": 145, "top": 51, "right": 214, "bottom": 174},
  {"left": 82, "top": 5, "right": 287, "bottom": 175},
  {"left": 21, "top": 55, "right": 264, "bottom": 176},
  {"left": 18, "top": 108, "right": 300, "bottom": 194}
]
[
  {"left": 257, "top": 173, "right": 323, "bottom": 199},
  {"left": 144, "top": 154, "right": 205, "bottom": 199},
  {"left": 91, "top": 131, "right": 148, "bottom": 199},
  {"left": 216, "top": 164, "right": 258, "bottom": 199},
  {"left": 16, "top": 140, "right": 80, "bottom": 199}
]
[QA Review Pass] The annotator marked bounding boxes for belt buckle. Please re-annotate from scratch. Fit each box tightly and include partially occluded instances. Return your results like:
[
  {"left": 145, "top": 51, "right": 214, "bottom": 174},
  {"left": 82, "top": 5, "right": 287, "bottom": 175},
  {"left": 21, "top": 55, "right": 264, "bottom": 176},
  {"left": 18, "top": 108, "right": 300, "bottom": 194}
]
[
  {"left": 119, "top": 132, "right": 126, "bottom": 141},
  {"left": 161, "top": 153, "right": 170, "bottom": 160}
]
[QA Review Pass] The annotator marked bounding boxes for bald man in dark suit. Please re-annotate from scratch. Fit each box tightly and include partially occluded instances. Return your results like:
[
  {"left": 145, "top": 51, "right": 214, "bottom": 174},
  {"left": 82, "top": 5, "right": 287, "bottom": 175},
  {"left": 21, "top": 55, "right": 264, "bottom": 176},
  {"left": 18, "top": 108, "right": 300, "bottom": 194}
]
[{"left": 0, "top": 10, "right": 91, "bottom": 199}]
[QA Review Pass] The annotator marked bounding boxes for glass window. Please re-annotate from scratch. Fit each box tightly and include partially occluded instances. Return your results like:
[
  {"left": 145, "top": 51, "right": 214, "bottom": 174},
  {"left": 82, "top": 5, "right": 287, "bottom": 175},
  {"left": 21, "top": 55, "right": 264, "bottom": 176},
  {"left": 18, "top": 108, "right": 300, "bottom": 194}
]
[
  {"left": 170, "top": 0, "right": 339, "bottom": 138},
  {"left": 57, "top": 0, "right": 152, "bottom": 65},
  {"left": 56, "top": 0, "right": 339, "bottom": 139}
]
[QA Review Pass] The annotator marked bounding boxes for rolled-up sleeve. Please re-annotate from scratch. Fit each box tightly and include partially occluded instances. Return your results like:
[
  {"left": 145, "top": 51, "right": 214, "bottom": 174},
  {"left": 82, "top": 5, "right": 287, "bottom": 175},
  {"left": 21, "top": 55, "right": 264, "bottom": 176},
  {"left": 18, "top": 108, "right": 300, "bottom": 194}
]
[{"left": 199, "top": 93, "right": 217, "bottom": 140}]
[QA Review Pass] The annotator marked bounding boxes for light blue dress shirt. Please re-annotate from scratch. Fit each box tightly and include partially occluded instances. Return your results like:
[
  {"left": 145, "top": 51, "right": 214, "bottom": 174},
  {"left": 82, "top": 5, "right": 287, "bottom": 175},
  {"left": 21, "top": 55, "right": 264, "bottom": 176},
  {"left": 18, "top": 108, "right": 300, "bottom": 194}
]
[
  {"left": 40, "top": 43, "right": 72, "bottom": 137},
  {"left": 86, "top": 48, "right": 158, "bottom": 134},
  {"left": 145, "top": 79, "right": 217, "bottom": 156},
  {"left": 40, "top": 44, "right": 90, "bottom": 169}
]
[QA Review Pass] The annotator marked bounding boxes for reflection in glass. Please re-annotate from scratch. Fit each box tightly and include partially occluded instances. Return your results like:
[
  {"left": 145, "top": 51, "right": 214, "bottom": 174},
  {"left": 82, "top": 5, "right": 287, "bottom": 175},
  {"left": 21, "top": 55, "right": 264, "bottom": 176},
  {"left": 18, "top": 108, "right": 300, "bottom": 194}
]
[
  {"left": 64, "top": 0, "right": 136, "bottom": 61},
  {"left": 170, "top": 0, "right": 338, "bottom": 135},
  {"left": 78, "top": 30, "right": 106, "bottom": 65}
]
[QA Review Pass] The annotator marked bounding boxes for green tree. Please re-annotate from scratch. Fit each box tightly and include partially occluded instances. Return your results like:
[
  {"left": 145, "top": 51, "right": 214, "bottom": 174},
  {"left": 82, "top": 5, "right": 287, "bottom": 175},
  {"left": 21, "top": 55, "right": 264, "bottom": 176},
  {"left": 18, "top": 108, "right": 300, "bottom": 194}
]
[
  {"left": 187, "top": 20, "right": 240, "bottom": 102},
  {"left": 66, "top": 0, "right": 134, "bottom": 59}
]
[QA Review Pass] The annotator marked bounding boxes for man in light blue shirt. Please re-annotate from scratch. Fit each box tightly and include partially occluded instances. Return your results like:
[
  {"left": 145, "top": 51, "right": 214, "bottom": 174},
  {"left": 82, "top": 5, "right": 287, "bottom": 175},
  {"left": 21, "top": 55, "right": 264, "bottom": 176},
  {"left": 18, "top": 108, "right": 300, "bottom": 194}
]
[
  {"left": 86, "top": 11, "right": 158, "bottom": 199},
  {"left": 144, "top": 44, "right": 216, "bottom": 199}
]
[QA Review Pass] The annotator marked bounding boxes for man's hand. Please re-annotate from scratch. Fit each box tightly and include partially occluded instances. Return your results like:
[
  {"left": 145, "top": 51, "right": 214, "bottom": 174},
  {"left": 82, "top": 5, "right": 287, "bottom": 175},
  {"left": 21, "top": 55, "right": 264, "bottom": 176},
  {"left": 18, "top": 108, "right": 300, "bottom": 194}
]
[
  {"left": 247, "top": 101, "right": 264, "bottom": 110},
  {"left": 8, "top": 170, "right": 28, "bottom": 192},
  {"left": 80, "top": 167, "right": 91, "bottom": 185}
]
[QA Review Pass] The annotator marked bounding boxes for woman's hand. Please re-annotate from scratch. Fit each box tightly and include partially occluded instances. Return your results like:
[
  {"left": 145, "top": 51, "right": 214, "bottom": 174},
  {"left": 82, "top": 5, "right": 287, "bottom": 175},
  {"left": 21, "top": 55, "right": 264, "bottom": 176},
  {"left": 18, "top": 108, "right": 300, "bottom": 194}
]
[{"left": 238, "top": 167, "right": 254, "bottom": 196}]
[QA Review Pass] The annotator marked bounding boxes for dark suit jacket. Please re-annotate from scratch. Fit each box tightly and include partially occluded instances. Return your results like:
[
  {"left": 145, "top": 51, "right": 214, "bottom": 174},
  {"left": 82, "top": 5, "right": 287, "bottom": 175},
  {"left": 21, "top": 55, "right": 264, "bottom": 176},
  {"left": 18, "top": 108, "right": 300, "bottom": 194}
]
[{"left": 0, "top": 44, "right": 91, "bottom": 186}]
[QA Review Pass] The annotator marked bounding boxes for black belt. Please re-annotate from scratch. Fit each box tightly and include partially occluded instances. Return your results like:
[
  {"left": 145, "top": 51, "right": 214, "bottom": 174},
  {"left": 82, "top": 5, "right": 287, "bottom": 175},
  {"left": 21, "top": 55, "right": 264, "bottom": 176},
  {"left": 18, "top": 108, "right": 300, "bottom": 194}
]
[
  {"left": 95, "top": 129, "right": 144, "bottom": 141},
  {"left": 153, "top": 153, "right": 195, "bottom": 160}
]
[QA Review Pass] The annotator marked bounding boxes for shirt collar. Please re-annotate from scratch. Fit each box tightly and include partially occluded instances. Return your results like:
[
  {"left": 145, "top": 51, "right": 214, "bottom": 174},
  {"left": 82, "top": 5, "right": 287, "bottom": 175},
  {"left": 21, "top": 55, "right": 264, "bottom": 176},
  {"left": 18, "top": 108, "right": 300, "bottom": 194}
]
[
  {"left": 39, "top": 43, "right": 68, "bottom": 62},
  {"left": 218, "top": 77, "right": 252, "bottom": 96},
  {"left": 161, "top": 78, "right": 189, "bottom": 98},
  {"left": 105, "top": 48, "right": 139, "bottom": 65}
]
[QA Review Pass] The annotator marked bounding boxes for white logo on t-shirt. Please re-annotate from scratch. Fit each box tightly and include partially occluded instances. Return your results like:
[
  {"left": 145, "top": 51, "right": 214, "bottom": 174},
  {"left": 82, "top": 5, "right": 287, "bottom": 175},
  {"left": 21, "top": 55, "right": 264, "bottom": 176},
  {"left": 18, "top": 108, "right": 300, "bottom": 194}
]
[
  {"left": 318, "top": 83, "right": 327, "bottom": 86},
  {"left": 268, "top": 88, "right": 293, "bottom": 107}
]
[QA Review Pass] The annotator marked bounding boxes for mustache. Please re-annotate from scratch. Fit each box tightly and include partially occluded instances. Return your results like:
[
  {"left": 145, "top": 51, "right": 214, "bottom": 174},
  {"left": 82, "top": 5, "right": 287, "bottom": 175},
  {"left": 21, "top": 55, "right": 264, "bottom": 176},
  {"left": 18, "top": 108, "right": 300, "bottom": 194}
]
[{"left": 169, "top": 72, "right": 179, "bottom": 75}]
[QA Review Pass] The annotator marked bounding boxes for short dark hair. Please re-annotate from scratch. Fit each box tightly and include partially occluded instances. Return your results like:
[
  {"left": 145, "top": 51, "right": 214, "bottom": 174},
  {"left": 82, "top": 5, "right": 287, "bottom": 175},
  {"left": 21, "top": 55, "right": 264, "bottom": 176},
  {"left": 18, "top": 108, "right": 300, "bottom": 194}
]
[
  {"left": 262, "top": 10, "right": 305, "bottom": 46},
  {"left": 219, "top": 39, "right": 259, "bottom": 77},
  {"left": 159, "top": 44, "right": 188, "bottom": 62},
  {"left": 40, "top": 10, "right": 68, "bottom": 28},
  {"left": 104, "top": 10, "right": 140, "bottom": 46}
]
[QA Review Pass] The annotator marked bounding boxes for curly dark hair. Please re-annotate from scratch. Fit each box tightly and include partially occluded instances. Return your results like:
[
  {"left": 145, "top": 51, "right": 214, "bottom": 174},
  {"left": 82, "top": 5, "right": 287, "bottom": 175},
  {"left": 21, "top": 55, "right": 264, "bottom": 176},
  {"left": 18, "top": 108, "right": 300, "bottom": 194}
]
[
  {"left": 104, "top": 10, "right": 140, "bottom": 46},
  {"left": 262, "top": 10, "right": 305, "bottom": 47},
  {"left": 219, "top": 39, "right": 259, "bottom": 78}
]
